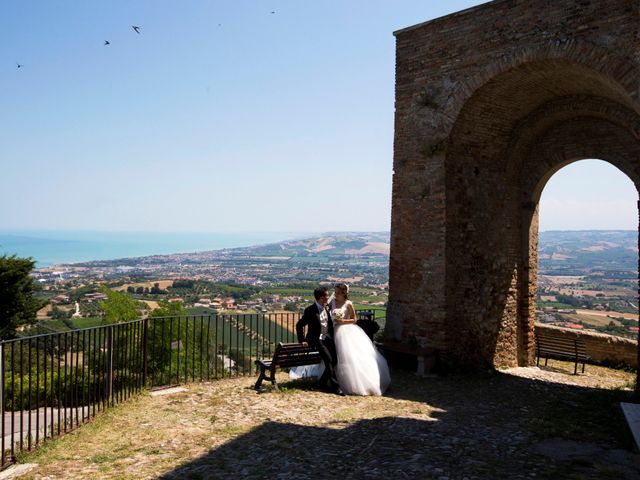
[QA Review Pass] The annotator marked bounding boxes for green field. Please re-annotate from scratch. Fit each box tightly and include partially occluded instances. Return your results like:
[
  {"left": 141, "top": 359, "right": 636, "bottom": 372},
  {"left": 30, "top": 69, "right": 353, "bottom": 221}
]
[
  {"left": 69, "top": 317, "right": 105, "bottom": 329},
  {"left": 35, "top": 316, "right": 104, "bottom": 333},
  {"left": 261, "top": 287, "right": 310, "bottom": 293},
  {"left": 559, "top": 313, "right": 622, "bottom": 327},
  {"left": 34, "top": 319, "right": 71, "bottom": 333},
  {"left": 538, "top": 301, "right": 575, "bottom": 310},
  {"left": 353, "top": 304, "right": 386, "bottom": 316}
]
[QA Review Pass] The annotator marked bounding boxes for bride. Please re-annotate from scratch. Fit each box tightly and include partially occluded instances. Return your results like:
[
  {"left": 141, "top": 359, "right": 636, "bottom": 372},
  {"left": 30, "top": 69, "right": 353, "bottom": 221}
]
[{"left": 330, "top": 283, "right": 391, "bottom": 396}]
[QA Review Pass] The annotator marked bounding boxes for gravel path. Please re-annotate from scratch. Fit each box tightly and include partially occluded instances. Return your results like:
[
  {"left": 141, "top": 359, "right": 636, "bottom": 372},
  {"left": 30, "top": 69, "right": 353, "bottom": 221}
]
[{"left": 14, "top": 361, "right": 640, "bottom": 479}]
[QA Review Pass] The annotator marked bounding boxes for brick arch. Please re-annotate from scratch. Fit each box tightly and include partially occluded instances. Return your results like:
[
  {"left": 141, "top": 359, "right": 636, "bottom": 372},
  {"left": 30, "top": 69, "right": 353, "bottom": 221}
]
[
  {"left": 506, "top": 95, "right": 640, "bottom": 193},
  {"left": 514, "top": 117, "right": 640, "bottom": 365},
  {"left": 442, "top": 64, "right": 640, "bottom": 369},
  {"left": 523, "top": 119, "right": 640, "bottom": 204},
  {"left": 447, "top": 39, "right": 639, "bottom": 126},
  {"left": 388, "top": 0, "right": 640, "bottom": 372},
  {"left": 447, "top": 61, "right": 638, "bottom": 168}
]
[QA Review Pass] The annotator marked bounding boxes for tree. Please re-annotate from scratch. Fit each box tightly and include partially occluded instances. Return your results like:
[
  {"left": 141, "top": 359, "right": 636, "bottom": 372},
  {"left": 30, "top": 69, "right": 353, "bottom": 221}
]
[
  {"left": 171, "top": 279, "right": 195, "bottom": 289},
  {"left": 149, "top": 299, "right": 186, "bottom": 318},
  {"left": 50, "top": 305, "right": 72, "bottom": 320},
  {"left": 99, "top": 287, "right": 140, "bottom": 324},
  {"left": 283, "top": 303, "right": 298, "bottom": 312},
  {"left": 0, "top": 255, "right": 46, "bottom": 339}
]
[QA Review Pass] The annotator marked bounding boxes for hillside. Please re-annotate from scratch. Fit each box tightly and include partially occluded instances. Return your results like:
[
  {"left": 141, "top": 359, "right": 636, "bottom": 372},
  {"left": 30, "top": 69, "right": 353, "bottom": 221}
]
[
  {"left": 230, "top": 232, "right": 390, "bottom": 257},
  {"left": 539, "top": 230, "right": 637, "bottom": 276}
]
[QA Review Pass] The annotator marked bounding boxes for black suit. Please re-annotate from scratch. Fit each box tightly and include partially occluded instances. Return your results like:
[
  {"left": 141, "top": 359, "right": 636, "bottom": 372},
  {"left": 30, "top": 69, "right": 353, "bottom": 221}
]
[{"left": 296, "top": 303, "right": 339, "bottom": 391}]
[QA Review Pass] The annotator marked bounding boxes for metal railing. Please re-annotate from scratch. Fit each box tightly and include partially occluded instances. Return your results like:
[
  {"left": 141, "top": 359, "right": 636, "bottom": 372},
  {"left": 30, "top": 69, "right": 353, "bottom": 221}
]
[{"left": 0, "top": 312, "right": 304, "bottom": 467}]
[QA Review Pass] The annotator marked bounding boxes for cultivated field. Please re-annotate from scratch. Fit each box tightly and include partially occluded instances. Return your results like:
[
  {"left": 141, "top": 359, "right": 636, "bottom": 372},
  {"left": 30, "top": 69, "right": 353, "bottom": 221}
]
[{"left": 114, "top": 280, "right": 174, "bottom": 292}]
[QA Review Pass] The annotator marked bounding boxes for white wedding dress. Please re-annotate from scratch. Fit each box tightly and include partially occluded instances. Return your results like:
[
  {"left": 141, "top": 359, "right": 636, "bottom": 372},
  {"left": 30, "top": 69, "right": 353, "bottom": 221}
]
[{"left": 331, "top": 299, "right": 391, "bottom": 396}]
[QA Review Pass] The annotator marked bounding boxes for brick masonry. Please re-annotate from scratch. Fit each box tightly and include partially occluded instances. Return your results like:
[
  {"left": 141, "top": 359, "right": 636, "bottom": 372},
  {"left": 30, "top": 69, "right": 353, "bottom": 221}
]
[{"left": 387, "top": 0, "right": 640, "bottom": 370}]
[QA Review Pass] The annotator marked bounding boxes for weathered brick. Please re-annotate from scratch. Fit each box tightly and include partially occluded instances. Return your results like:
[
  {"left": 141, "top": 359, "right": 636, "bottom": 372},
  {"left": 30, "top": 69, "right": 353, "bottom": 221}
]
[{"left": 387, "top": 0, "right": 640, "bottom": 370}]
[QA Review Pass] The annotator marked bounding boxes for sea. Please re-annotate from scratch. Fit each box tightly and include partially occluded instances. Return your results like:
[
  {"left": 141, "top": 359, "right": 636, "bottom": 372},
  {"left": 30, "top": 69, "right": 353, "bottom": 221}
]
[{"left": 0, "top": 230, "right": 307, "bottom": 267}]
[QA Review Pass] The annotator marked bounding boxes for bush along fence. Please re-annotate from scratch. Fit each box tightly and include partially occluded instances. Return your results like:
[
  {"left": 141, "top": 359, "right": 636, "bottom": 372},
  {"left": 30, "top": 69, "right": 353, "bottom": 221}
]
[{"left": 0, "top": 312, "right": 305, "bottom": 468}]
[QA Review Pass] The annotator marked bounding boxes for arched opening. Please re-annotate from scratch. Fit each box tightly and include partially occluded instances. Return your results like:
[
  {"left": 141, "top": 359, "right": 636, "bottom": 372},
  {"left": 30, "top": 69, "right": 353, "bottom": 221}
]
[
  {"left": 532, "top": 160, "right": 639, "bottom": 369},
  {"left": 441, "top": 59, "right": 640, "bottom": 369}
]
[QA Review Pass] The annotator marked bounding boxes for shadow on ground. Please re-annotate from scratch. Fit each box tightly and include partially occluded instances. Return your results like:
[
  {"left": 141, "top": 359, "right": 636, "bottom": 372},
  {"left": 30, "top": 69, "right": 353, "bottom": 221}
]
[{"left": 157, "top": 368, "right": 640, "bottom": 479}]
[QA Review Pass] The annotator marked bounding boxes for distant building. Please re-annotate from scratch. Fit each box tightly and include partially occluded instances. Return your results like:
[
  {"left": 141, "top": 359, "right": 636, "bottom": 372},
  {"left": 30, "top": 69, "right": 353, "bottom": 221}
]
[
  {"left": 565, "top": 323, "right": 583, "bottom": 330},
  {"left": 265, "top": 294, "right": 280, "bottom": 304},
  {"left": 84, "top": 292, "right": 108, "bottom": 302}
]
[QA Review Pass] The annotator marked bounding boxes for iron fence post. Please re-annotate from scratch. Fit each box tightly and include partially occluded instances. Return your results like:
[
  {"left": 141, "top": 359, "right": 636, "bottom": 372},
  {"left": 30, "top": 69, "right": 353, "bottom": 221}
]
[
  {"left": 0, "top": 342, "right": 3, "bottom": 416},
  {"left": 142, "top": 318, "right": 148, "bottom": 387},
  {"left": 106, "top": 326, "right": 113, "bottom": 404},
  {"left": 0, "top": 342, "right": 3, "bottom": 467}
]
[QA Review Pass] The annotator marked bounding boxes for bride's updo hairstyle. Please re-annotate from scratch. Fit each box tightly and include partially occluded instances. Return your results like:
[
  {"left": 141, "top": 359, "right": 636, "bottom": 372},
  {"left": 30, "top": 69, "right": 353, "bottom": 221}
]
[{"left": 334, "top": 283, "right": 349, "bottom": 299}]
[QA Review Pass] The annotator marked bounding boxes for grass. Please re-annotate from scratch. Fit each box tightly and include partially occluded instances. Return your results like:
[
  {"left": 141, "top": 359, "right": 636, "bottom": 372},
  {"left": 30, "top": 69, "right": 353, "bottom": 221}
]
[
  {"left": 69, "top": 317, "right": 105, "bottom": 329},
  {"left": 38, "top": 319, "right": 70, "bottom": 332},
  {"left": 539, "top": 301, "right": 576, "bottom": 309},
  {"left": 333, "top": 407, "right": 358, "bottom": 421}
]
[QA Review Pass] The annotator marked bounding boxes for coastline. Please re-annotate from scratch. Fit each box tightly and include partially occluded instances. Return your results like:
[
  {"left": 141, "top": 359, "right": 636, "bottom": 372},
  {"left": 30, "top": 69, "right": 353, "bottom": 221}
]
[{"left": 0, "top": 230, "right": 313, "bottom": 267}]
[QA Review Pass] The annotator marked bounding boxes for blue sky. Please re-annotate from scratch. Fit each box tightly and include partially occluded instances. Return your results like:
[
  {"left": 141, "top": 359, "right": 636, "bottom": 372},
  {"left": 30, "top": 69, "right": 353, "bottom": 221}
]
[
  {"left": 1, "top": 1, "right": 637, "bottom": 233},
  {"left": 539, "top": 160, "right": 637, "bottom": 231}
]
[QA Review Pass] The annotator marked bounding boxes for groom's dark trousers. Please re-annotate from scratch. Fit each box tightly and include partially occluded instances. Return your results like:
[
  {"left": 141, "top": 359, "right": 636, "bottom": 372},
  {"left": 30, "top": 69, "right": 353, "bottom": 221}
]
[{"left": 295, "top": 303, "right": 340, "bottom": 391}]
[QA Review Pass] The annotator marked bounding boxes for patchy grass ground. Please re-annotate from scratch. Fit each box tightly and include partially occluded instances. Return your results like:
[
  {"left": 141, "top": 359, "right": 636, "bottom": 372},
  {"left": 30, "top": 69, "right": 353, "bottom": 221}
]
[{"left": 13, "top": 360, "right": 640, "bottom": 480}]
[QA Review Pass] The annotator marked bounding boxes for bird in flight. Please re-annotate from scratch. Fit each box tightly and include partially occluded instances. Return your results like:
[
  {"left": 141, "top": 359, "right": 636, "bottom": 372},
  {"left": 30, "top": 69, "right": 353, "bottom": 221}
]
[
  {"left": 132, "top": 25, "right": 141, "bottom": 34},
  {"left": 271, "top": 11, "right": 275, "bottom": 14},
  {"left": 16, "top": 63, "right": 22, "bottom": 69},
  {"left": 104, "top": 40, "right": 110, "bottom": 45}
]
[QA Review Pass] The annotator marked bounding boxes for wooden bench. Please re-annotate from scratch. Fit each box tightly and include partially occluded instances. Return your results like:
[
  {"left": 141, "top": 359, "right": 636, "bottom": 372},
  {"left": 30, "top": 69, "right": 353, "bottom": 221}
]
[
  {"left": 535, "top": 330, "right": 590, "bottom": 374},
  {"left": 254, "top": 342, "right": 321, "bottom": 392}
]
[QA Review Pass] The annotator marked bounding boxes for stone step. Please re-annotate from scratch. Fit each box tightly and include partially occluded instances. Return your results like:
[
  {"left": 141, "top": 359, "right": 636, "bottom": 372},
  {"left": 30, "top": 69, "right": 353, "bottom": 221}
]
[{"left": 620, "top": 402, "right": 640, "bottom": 451}]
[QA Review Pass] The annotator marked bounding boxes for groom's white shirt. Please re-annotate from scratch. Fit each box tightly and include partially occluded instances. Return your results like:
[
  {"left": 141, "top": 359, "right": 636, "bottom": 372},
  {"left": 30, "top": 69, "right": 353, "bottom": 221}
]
[{"left": 316, "top": 301, "right": 329, "bottom": 339}]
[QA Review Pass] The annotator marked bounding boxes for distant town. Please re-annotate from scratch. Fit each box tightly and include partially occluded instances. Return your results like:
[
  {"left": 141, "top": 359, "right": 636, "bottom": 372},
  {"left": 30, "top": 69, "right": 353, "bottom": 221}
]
[
  {"left": 25, "top": 230, "right": 639, "bottom": 340},
  {"left": 28, "top": 232, "right": 390, "bottom": 334}
]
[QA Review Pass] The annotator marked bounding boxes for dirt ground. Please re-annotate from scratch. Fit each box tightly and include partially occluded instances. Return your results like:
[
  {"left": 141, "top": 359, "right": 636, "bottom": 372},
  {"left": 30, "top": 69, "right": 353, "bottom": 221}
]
[{"left": 14, "top": 360, "right": 639, "bottom": 480}]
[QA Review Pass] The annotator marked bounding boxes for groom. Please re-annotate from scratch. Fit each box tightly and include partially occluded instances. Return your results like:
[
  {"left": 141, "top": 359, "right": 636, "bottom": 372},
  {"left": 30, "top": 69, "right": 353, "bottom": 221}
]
[{"left": 295, "top": 286, "right": 343, "bottom": 395}]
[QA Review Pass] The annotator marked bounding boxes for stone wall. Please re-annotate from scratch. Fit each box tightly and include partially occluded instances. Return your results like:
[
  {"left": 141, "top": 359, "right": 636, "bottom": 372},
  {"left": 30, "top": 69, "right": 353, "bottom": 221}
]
[
  {"left": 387, "top": 0, "right": 640, "bottom": 370},
  {"left": 535, "top": 324, "right": 638, "bottom": 369}
]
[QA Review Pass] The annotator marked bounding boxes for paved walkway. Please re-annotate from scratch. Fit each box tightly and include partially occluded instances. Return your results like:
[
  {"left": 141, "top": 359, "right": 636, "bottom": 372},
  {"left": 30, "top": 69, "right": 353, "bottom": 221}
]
[{"left": 1, "top": 407, "right": 92, "bottom": 451}]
